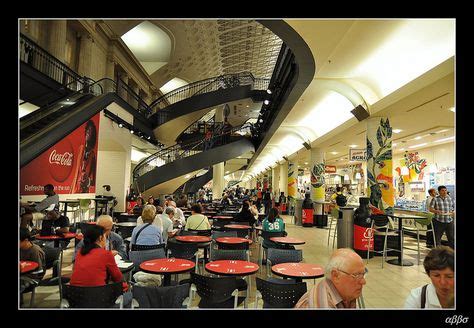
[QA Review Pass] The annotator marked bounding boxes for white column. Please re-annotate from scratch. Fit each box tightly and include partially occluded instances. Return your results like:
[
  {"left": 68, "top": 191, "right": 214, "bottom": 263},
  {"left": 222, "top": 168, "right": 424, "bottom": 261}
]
[
  {"left": 279, "top": 161, "right": 288, "bottom": 197},
  {"left": 212, "top": 106, "right": 225, "bottom": 200},
  {"left": 272, "top": 165, "right": 280, "bottom": 195}
]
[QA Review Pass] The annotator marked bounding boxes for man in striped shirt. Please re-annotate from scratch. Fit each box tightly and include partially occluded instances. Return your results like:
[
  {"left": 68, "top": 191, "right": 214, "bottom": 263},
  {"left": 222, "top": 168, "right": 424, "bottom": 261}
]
[
  {"left": 294, "top": 248, "right": 367, "bottom": 308},
  {"left": 429, "top": 185, "right": 455, "bottom": 249}
]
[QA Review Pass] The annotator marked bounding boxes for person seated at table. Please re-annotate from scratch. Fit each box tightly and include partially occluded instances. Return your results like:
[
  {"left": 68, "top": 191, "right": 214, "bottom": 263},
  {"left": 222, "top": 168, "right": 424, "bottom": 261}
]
[
  {"left": 196, "top": 194, "right": 206, "bottom": 204},
  {"left": 235, "top": 201, "right": 256, "bottom": 226},
  {"left": 176, "top": 194, "right": 189, "bottom": 208},
  {"left": 167, "top": 201, "right": 186, "bottom": 228},
  {"left": 220, "top": 194, "right": 232, "bottom": 207},
  {"left": 20, "top": 227, "right": 45, "bottom": 280},
  {"left": 20, "top": 184, "right": 59, "bottom": 229},
  {"left": 404, "top": 246, "right": 454, "bottom": 308},
  {"left": 184, "top": 203, "right": 211, "bottom": 231},
  {"left": 295, "top": 248, "right": 367, "bottom": 309},
  {"left": 146, "top": 195, "right": 155, "bottom": 206},
  {"left": 70, "top": 224, "right": 130, "bottom": 303},
  {"left": 261, "top": 207, "right": 288, "bottom": 249},
  {"left": 132, "top": 196, "right": 145, "bottom": 216},
  {"left": 130, "top": 205, "right": 163, "bottom": 250},
  {"left": 73, "top": 215, "right": 127, "bottom": 262},
  {"left": 40, "top": 210, "right": 70, "bottom": 236},
  {"left": 137, "top": 206, "right": 176, "bottom": 244}
]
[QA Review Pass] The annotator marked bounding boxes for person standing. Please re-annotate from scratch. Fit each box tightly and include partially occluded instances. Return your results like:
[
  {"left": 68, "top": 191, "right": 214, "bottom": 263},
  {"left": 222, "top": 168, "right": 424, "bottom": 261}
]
[
  {"left": 425, "top": 188, "right": 437, "bottom": 247},
  {"left": 404, "top": 246, "right": 454, "bottom": 308},
  {"left": 429, "top": 185, "right": 455, "bottom": 249}
]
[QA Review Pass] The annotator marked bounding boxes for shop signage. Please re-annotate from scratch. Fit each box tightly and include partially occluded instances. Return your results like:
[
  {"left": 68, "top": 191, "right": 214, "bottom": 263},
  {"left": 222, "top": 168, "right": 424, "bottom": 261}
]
[
  {"left": 325, "top": 165, "right": 337, "bottom": 173},
  {"left": 349, "top": 149, "right": 367, "bottom": 161},
  {"left": 20, "top": 113, "right": 100, "bottom": 195}
]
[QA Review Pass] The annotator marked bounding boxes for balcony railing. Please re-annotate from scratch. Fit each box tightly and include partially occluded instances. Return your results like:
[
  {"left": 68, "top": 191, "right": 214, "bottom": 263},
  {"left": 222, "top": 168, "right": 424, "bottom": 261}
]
[{"left": 133, "top": 123, "right": 253, "bottom": 181}]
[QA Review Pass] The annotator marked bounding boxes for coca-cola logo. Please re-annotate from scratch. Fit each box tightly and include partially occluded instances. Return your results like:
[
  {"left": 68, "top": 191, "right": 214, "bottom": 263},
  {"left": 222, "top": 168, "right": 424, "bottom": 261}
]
[{"left": 48, "top": 139, "right": 74, "bottom": 182}]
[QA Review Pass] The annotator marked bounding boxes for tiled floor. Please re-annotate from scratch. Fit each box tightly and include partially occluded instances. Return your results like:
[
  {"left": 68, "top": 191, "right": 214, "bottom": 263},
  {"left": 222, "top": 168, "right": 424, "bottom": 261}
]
[{"left": 21, "top": 214, "right": 432, "bottom": 309}]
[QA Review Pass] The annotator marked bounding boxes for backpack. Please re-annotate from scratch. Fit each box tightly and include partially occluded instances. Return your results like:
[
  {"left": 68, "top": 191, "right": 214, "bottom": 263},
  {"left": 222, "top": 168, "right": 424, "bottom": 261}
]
[{"left": 335, "top": 193, "right": 347, "bottom": 207}]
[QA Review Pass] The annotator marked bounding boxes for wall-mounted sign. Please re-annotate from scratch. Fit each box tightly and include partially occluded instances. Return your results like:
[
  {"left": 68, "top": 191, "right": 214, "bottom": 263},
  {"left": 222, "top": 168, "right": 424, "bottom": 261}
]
[
  {"left": 349, "top": 149, "right": 367, "bottom": 161},
  {"left": 325, "top": 165, "right": 337, "bottom": 173},
  {"left": 409, "top": 181, "right": 425, "bottom": 192},
  {"left": 20, "top": 114, "right": 100, "bottom": 195}
]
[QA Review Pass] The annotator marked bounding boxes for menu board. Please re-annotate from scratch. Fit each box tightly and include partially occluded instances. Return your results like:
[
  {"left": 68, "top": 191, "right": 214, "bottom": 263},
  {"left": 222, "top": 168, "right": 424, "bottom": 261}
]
[{"left": 435, "top": 167, "right": 455, "bottom": 186}]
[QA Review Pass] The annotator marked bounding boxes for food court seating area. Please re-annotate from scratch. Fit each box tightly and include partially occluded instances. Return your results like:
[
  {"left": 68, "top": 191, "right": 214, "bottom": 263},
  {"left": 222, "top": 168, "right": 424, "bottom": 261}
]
[{"left": 20, "top": 211, "right": 434, "bottom": 309}]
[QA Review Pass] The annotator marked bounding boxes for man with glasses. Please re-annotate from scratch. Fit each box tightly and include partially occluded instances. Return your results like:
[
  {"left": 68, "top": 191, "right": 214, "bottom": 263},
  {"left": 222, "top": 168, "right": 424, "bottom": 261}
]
[
  {"left": 73, "top": 215, "right": 128, "bottom": 262},
  {"left": 295, "top": 248, "right": 367, "bottom": 308}
]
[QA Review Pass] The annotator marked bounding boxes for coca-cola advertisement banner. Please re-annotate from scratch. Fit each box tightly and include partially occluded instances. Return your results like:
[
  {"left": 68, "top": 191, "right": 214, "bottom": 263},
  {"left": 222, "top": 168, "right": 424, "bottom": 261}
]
[{"left": 20, "top": 114, "right": 100, "bottom": 195}]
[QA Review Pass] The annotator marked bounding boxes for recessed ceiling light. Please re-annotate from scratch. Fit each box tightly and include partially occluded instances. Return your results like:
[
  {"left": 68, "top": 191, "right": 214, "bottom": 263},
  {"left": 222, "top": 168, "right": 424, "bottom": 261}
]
[
  {"left": 393, "top": 129, "right": 403, "bottom": 134},
  {"left": 408, "top": 143, "right": 427, "bottom": 149},
  {"left": 435, "top": 136, "right": 455, "bottom": 143},
  {"left": 246, "top": 105, "right": 249, "bottom": 108},
  {"left": 348, "top": 145, "right": 358, "bottom": 148},
  {"left": 330, "top": 152, "right": 338, "bottom": 155},
  {"left": 414, "top": 136, "right": 422, "bottom": 140},
  {"left": 392, "top": 143, "right": 397, "bottom": 147},
  {"left": 304, "top": 162, "right": 308, "bottom": 165},
  {"left": 449, "top": 107, "right": 455, "bottom": 112}
]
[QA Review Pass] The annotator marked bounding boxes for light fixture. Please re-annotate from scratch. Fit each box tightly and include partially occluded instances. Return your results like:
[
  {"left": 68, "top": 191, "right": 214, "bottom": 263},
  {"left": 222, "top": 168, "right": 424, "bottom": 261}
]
[
  {"left": 393, "top": 129, "right": 403, "bottom": 134},
  {"left": 435, "top": 136, "right": 455, "bottom": 143},
  {"left": 259, "top": 119, "right": 263, "bottom": 123},
  {"left": 266, "top": 89, "right": 272, "bottom": 94},
  {"left": 303, "top": 142, "right": 311, "bottom": 150},
  {"left": 392, "top": 143, "right": 397, "bottom": 147},
  {"left": 349, "top": 145, "right": 358, "bottom": 148},
  {"left": 449, "top": 107, "right": 455, "bottom": 112},
  {"left": 401, "top": 166, "right": 409, "bottom": 176},
  {"left": 414, "top": 136, "right": 422, "bottom": 140},
  {"left": 130, "top": 130, "right": 134, "bottom": 134},
  {"left": 429, "top": 163, "right": 438, "bottom": 173},
  {"left": 330, "top": 151, "right": 338, "bottom": 155},
  {"left": 355, "top": 172, "right": 362, "bottom": 180},
  {"left": 343, "top": 174, "right": 350, "bottom": 182},
  {"left": 304, "top": 162, "right": 308, "bottom": 165},
  {"left": 408, "top": 143, "right": 427, "bottom": 149},
  {"left": 264, "top": 100, "right": 270, "bottom": 105},
  {"left": 334, "top": 175, "right": 341, "bottom": 184},
  {"left": 147, "top": 136, "right": 151, "bottom": 140},
  {"left": 118, "top": 123, "right": 123, "bottom": 128}
]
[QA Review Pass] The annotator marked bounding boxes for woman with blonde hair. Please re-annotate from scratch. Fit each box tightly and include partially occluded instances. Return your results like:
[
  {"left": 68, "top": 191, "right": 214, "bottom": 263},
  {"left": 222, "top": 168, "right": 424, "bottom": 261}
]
[{"left": 130, "top": 205, "right": 163, "bottom": 250}]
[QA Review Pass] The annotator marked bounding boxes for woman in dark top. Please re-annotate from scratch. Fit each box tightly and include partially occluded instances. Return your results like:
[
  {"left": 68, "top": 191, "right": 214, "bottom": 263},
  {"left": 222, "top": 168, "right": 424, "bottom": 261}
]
[
  {"left": 132, "top": 196, "right": 145, "bottom": 215},
  {"left": 236, "top": 201, "right": 256, "bottom": 226}
]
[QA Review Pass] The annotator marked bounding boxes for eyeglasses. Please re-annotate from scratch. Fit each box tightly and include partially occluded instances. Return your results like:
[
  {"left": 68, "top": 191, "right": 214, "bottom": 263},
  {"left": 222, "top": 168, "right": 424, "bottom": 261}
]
[{"left": 337, "top": 267, "right": 368, "bottom": 280}]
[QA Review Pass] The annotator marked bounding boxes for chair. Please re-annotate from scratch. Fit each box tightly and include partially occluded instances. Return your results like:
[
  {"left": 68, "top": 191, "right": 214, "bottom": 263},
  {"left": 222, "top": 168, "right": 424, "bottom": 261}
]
[
  {"left": 20, "top": 276, "right": 40, "bottom": 308},
  {"left": 60, "top": 282, "right": 124, "bottom": 308},
  {"left": 368, "top": 215, "right": 399, "bottom": 268},
  {"left": 79, "top": 199, "right": 91, "bottom": 221},
  {"left": 266, "top": 248, "right": 303, "bottom": 277},
  {"left": 190, "top": 272, "right": 246, "bottom": 308},
  {"left": 188, "top": 229, "right": 212, "bottom": 236},
  {"left": 258, "top": 230, "right": 287, "bottom": 267},
  {"left": 166, "top": 239, "right": 199, "bottom": 274},
  {"left": 327, "top": 207, "right": 339, "bottom": 248},
  {"left": 35, "top": 245, "right": 67, "bottom": 305},
  {"left": 131, "top": 283, "right": 190, "bottom": 308},
  {"left": 210, "top": 249, "right": 249, "bottom": 262},
  {"left": 255, "top": 277, "right": 307, "bottom": 308},
  {"left": 128, "top": 246, "right": 166, "bottom": 272},
  {"left": 211, "top": 230, "right": 237, "bottom": 239},
  {"left": 402, "top": 212, "right": 437, "bottom": 265}
]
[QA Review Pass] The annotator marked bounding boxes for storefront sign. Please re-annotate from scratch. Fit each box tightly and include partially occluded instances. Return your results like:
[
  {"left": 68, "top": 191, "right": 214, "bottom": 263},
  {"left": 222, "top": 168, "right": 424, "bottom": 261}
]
[
  {"left": 325, "top": 165, "right": 337, "bottom": 173},
  {"left": 349, "top": 149, "right": 367, "bottom": 161},
  {"left": 20, "top": 114, "right": 100, "bottom": 195}
]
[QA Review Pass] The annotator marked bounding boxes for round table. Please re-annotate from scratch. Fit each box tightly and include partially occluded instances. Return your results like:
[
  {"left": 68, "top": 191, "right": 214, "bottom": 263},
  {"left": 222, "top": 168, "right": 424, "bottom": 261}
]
[
  {"left": 271, "top": 263, "right": 325, "bottom": 282},
  {"left": 212, "top": 216, "right": 234, "bottom": 220},
  {"left": 176, "top": 235, "right": 212, "bottom": 262},
  {"left": 20, "top": 261, "right": 39, "bottom": 274},
  {"left": 140, "top": 258, "right": 196, "bottom": 286},
  {"left": 205, "top": 259, "right": 259, "bottom": 308},
  {"left": 269, "top": 237, "right": 305, "bottom": 245},
  {"left": 215, "top": 237, "right": 253, "bottom": 245},
  {"left": 224, "top": 224, "right": 251, "bottom": 230},
  {"left": 115, "top": 222, "right": 137, "bottom": 227},
  {"left": 34, "top": 232, "right": 77, "bottom": 248}
]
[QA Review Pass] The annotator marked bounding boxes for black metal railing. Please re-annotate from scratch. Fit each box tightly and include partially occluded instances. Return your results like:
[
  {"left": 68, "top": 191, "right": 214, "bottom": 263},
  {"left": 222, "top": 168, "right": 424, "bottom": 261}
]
[
  {"left": 20, "top": 77, "right": 153, "bottom": 131},
  {"left": 149, "top": 72, "right": 270, "bottom": 115},
  {"left": 133, "top": 123, "right": 253, "bottom": 180},
  {"left": 180, "top": 111, "right": 216, "bottom": 139},
  {"left": 19, "top": 33, "right": 90, "bottom": 92}
]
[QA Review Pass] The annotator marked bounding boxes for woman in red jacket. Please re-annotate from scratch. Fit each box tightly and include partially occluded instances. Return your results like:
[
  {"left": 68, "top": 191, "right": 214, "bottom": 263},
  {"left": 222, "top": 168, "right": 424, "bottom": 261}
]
[{"left": 70, "top": 224, "right": 124, "bottom": 288}]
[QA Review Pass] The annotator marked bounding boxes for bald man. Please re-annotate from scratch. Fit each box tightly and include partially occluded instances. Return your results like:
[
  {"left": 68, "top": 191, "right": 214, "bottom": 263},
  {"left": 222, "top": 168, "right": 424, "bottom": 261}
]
[
  {"left": 295, "top": 248, "right": 367, "bottom": 308},
  {"left": 73, "top": 215, "right": 128, "bottom": 262}
]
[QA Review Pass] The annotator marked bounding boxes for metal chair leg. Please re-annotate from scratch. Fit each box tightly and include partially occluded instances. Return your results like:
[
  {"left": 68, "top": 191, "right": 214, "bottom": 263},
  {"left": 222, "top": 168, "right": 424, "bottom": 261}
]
[
  {"left": 29, "top": 288, "right": 36, "bottom": 308},
  {"left": 382, "top": 226, "right": 389, "bottom": 269},
  {"left": 416, "top": 229, "right": 420, "bottom": 265}
]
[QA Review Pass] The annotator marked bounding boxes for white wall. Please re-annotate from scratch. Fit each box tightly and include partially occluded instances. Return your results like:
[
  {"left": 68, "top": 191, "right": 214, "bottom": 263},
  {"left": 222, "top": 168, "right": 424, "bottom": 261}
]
[{"left": 95, "top": 104, "right": 133, "bottom": 212}]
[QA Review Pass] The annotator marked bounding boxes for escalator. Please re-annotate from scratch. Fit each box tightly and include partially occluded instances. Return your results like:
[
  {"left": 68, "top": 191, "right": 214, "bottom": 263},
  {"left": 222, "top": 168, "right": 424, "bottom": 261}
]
[
  {"left": 133, "top": 124, "right": 255, "bottom": 196},
  {"left": 20, "top": 78, "right": 155, "bottom": 168},
  {"left": 181, "top": 169, "right": 213, "bottom": 194}
]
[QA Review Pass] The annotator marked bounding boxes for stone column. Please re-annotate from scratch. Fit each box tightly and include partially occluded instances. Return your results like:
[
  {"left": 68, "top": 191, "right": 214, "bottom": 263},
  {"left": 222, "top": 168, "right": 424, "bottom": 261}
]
[
  {"left": 77, "top": 32, "right": 94, "bottom": 78},
  {"left": 118, "top": 72, "right": 129, "bottom": 100},
  {"left": 105, "top": 56, "right": 115, "bottom": 80},
  {"left": 47, "top": 20, "right": 67, "bottom": 63},
  {"left": 212, "top": 106, "right": 225, "bottom": 200},
  {"left": 366, "top": 117, "right": 394, "bottom": 214},
  {"left": 310, "top": 147, "right": 327, "bottom": 226}
]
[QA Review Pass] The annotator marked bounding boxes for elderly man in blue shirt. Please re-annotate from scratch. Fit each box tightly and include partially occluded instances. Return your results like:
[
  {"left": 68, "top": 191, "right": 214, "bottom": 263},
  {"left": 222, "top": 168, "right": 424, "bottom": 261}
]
[{"left": 73, "top": 215, "right": 128, "bottom": 262}]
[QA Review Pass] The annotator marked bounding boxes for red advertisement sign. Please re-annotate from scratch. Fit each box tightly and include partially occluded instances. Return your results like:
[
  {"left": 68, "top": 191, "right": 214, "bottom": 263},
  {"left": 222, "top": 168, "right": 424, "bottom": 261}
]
[
  {"left": 325, "top": 165, "right": 337, "bottom": 173},
  {"left": 353, "top": 225, "right": 374, "bottom": 251},
  {"left": 20, "top": 114, "right": 100, "bottom": 195}
]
